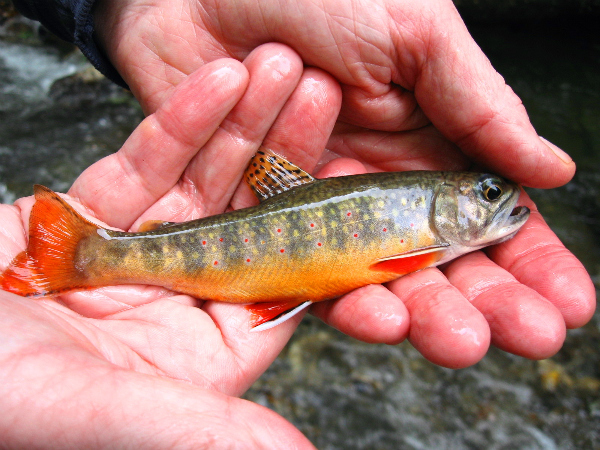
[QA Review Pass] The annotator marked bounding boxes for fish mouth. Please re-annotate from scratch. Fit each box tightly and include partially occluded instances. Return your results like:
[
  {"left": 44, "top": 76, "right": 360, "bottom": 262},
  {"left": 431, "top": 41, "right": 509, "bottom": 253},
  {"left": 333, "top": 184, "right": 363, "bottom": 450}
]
[{"left": 487, "top": 197, "right": 531, "bottom": 246}]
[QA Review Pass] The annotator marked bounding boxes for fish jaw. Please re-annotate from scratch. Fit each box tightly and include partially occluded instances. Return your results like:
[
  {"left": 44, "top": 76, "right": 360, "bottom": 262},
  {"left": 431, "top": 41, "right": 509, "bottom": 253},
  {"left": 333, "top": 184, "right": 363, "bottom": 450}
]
[{"left": 483, "top": 195, "right": 531, "bottom": 246}]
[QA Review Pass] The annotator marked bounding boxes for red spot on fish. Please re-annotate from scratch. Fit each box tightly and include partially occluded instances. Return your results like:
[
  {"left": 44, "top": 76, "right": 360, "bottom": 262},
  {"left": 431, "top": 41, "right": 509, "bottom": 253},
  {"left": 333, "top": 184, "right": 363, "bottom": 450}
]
[
  {"left": 246, "top": 258, "right": 251, "bottom": 263},
  {"left": 244, "top": 238, "right": 249, "bottom": 243},
  {"left": 310, "top": 223, "right": 315, "bottom": 228},
  {"left": 280, "top": 249, "right": 285, "bottom": 253},
  {"left": 383, "top": 228, "right": 387, "bottom": 232},
  {"left": 213, "top": 261, "right": 219, "bottom": 265},
  {"left": 353, "top": 233, "right": 358, "bottom": 238},
  {"left": 219, "top": 238, "right": 224, "bottom": 242},
  {"left": 202, "top": 240, "right": 207, "bottom": 245},
  {"left": 401, "top": 239, "right": 404, "bottom": 243},
  {"left": 277, "top": 228, "right": 282, "bottom": 233},
  {"left": 410, "top": 223, "right": 414, "bottom": 228},
  {"left": 347, "top": 212, "right": 352, "bottom": 217},
  {"left": 317, "top": 242, "right": 322, "bottom": 247}
]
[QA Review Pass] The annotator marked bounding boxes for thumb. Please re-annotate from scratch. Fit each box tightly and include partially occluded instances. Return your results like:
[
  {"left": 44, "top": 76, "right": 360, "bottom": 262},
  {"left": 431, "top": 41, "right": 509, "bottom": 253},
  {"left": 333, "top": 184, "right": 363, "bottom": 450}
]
[{"left": 393, "top": 1, "right": 575, "bottom": 188}]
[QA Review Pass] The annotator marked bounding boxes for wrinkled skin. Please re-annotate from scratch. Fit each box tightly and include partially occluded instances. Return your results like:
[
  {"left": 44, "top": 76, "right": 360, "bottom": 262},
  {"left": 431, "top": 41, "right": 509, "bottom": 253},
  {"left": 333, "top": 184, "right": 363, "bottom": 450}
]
[{"left": 0, "top": 0, "right": 596, "bottom": 447}]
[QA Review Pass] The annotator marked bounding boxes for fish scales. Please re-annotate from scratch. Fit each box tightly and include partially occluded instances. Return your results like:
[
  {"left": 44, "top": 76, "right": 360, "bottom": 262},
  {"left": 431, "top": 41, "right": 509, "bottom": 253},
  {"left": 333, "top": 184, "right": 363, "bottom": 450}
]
[
  {"left": 75, "top": 172, "right": 439, "bottom": 303},
  {"left": 0, "top": 149, "right": 530, "bottom": 330}
]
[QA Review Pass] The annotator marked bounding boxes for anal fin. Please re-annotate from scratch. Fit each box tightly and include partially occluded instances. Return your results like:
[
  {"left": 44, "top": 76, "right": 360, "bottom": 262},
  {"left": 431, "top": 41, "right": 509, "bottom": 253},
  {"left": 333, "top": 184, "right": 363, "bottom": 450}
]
[{"left": 246, "top": 300, "right": 313, "bottom": 332}]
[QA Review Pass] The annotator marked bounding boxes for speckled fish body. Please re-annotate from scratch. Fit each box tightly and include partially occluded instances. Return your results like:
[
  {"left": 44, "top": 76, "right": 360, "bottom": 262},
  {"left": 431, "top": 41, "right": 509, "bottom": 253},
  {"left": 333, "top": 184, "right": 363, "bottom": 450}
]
[
  {"left": 0, "top": 150, "right": 530, "bottom": 329},
  {"left": 79, "top": 172, "right": 456, "bottom": 302}
]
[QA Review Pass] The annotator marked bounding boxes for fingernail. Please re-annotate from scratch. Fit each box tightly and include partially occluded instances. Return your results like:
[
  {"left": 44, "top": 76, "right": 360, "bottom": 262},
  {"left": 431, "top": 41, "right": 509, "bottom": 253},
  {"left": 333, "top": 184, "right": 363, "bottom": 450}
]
[{"left": 540, "top": 136, "right": 573, "bottom": 164}]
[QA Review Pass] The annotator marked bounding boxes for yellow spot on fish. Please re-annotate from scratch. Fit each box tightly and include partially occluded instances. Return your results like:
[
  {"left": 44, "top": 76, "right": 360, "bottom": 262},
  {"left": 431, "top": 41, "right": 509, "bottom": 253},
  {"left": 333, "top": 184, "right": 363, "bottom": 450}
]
[
  {"left": 293, "top": 229, "right": 300, "bottom": 237},
  {"left": 331, "top": 238, "right": 338, "bottom": 246},
  {"left": 208, "top": 233, "right": 214, "bottom": 239},
  {"left": 403, "top": 210, "right": 410, "bottom": 216},
  {"left": 162, "top": 245, "right": 169, "bottom": 253},
  {"left": 401, "top": 198, "right": 407, "bottom": 206},
  {"left": 192, "top": 252, "right": 199, "bottom": 259},
  {"left": 363, "top": 214, "right": 370, "bottom": 220},
  {"left": 316, "top": 211, "right": 323, "bottom": 217},
  {"left": 176, "top": 250, "right": 183, "bottom": 259},
  {"left": 392, "top": 209, "right": 399, "bottom": 217},
  {"left": 229, "top": 245, "right": 236, "bottom": 252},
  {"left": 330, "top": 221, "right": 338, "bottom": 228},
  {"left": 377, "top": 200, "right": 385, "bottom": 208}
]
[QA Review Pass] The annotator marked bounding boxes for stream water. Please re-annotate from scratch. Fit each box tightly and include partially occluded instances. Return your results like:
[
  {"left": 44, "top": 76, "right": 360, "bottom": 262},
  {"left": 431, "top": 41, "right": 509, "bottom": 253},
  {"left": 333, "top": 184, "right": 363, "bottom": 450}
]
[{"left": 1, "top": 13, "right": 598, "bottom": 450}]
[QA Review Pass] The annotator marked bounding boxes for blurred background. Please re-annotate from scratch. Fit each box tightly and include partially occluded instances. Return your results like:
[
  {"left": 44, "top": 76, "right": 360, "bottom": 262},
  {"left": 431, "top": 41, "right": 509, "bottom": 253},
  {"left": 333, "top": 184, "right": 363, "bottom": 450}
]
[{"left": 1, "top": 0, "right": 599, "bottom": 448}]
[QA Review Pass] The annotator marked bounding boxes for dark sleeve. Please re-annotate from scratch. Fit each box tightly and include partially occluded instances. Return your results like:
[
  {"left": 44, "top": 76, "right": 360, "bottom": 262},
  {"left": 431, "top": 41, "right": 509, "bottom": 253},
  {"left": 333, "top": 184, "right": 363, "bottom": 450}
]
[{"left": 12, "top": 0, "right": 128, "bottom": 88}]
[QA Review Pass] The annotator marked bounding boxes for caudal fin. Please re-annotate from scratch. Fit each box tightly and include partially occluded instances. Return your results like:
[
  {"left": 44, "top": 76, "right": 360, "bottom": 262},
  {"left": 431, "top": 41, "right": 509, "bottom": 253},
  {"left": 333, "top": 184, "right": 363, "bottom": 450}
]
[{"left": 0, "top": 185, "right": 99, "bottom": 297}]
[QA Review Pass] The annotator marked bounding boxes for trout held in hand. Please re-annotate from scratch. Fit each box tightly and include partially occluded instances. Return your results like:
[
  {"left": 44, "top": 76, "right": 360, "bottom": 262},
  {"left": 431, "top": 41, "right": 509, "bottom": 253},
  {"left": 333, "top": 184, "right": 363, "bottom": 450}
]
[{"left": 0, "top": 150, "right": 530, "bottom": 331}]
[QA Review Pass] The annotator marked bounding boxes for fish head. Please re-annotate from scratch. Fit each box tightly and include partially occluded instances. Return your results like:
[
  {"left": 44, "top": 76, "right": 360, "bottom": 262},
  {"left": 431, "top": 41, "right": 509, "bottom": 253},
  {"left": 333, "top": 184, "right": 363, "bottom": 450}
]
[{"left": 433, "top": 173, "right": 530, "bottom": 251}]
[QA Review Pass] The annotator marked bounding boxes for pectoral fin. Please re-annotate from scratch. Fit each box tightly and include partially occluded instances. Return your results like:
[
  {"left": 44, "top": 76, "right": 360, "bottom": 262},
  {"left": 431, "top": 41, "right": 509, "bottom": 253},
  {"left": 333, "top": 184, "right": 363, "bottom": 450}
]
[
  {"left": 245, "top": 147, "right": 315, "bottom": 202},
  {"left": 247, "top": 300, "right": 313, "bottom": 332},
  {"left": 370, "top": 244, "right": 449, "bottom": 275}
]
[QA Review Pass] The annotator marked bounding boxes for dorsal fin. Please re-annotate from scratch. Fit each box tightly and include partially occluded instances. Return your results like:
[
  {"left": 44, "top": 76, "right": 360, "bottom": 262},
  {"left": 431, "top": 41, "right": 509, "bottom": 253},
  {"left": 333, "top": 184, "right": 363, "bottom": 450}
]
[{"left": 245, "top": 147, "right": 315, "bottom": 202}]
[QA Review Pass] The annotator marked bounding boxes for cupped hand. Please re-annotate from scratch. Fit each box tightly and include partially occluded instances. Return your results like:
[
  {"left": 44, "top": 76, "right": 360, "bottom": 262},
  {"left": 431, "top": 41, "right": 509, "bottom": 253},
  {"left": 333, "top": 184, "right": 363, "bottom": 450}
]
[
  {"left": 0, "top": 46, "right": 321, "bottom": 449},
  {"left": 94, "top": 0, "right": 575, "bottom": 189}
]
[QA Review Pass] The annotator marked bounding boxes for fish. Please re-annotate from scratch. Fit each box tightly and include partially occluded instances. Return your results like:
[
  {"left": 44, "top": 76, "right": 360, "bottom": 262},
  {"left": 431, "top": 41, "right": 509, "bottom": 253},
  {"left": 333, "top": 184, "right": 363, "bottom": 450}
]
[{"left": 0, "top": 149, "right": 530, "bottom": 331}]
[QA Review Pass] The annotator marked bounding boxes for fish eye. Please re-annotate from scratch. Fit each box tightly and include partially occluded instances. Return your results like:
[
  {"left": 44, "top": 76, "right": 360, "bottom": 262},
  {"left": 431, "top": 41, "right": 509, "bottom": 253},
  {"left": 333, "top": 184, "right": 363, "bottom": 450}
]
[{"left": 481, "top": 178, "right": 503, "bottom": 202}]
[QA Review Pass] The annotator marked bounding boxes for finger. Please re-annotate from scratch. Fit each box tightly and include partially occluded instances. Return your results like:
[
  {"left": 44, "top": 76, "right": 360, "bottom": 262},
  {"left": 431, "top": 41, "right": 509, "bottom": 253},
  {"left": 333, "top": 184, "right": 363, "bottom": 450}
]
[
  {"left": 229, "top": 67, "right": 343, "bottom": 210},
  {"left": 338, "top": 83, "right": 429, "bottom": 131},
  {"left": 0, "top": 204, "right": 28, "bottom": 266},
  {"left": 389, "top": 3, "right": 575, "bottom": 187},
  {"left": 327, "top": 123, "right": 469, "bottom": 172},
  {"left": 261, "top": 69, "right": 343, "bottom": 170},
  {"left": 69, "top": 59, "right": 250, "bottom": 230},
  {"left": 387, "top": 268, "right": 491, "bottom": 369},
  {"left": 486, "top": 194, "right": 596, "bottom": 329},
  {"left": 311, "top": 284, "right": 410, "bottom": 345},
  {"left": 176, "top": 43, "right": 305, "bottom": 217},
  {"left": 443, "top": 251, "right": 566, "bottom": 359}
]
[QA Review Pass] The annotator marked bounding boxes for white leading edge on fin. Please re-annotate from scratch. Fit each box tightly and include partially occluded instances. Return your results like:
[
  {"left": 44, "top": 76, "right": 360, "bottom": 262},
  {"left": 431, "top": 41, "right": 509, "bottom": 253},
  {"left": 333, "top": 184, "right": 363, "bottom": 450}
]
[{"left": 250, "top": 300, "right": 313, "bottom": 332}]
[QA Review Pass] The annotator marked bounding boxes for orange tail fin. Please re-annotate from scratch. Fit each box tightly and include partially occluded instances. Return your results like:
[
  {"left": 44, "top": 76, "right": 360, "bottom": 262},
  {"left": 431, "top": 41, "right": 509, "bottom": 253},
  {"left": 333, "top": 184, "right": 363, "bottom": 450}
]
[{"left": 0, "top": 185, "right": 99, "bottom": 297}]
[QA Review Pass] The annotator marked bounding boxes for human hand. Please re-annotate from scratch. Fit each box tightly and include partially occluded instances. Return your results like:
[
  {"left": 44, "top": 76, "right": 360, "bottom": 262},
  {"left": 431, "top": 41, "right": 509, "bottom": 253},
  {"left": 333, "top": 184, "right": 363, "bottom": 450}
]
[
  {"left": 0, "top": 47, "right": 325, "bottom": 448},
  {"left": 94, "top": 0, "right": 575, "bottom": 189},
  {"left": 90, "top": 1, "right": 595, "bottom": 366}
]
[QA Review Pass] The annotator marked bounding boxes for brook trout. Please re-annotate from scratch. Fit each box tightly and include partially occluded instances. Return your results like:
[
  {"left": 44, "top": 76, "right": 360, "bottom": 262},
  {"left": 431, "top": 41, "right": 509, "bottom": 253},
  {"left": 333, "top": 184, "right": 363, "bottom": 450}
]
[{"left": 0, "top": 150, "right": 530, "bottom": 330}]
